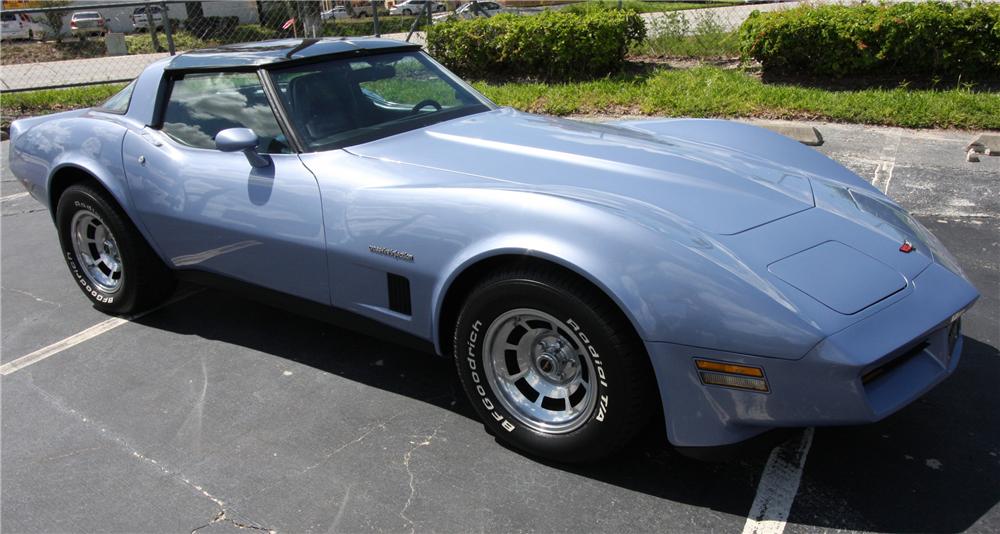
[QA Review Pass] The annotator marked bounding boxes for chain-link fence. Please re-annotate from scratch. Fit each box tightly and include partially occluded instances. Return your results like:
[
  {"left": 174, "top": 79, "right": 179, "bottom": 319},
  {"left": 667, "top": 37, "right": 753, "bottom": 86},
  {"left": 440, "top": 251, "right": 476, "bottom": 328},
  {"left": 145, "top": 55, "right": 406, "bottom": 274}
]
[{"left": 0, "top": 0, "right": 787, "bottom": 92}]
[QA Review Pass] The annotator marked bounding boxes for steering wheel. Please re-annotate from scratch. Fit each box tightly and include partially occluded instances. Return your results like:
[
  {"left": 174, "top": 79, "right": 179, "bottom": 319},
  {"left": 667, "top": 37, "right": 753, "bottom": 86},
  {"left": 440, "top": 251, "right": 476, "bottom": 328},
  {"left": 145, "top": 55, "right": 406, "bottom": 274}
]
[{"left": 411, "top": 99, "right": 442, "bottom": 114}]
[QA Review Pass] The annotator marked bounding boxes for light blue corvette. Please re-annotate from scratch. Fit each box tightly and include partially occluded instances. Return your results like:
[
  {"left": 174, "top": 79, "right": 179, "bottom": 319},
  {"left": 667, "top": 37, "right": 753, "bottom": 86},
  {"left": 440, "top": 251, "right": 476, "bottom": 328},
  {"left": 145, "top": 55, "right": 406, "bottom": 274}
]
[{"left": 8, "top": 38, "right": 979, "bottom": 462}]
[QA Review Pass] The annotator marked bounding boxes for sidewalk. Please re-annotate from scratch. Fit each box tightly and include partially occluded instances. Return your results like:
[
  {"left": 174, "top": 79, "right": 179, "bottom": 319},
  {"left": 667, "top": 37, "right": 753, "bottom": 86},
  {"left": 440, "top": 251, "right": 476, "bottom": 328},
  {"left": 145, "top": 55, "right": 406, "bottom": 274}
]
[{"left": 0, "top": 52, "right": 169, "bottom": 91}]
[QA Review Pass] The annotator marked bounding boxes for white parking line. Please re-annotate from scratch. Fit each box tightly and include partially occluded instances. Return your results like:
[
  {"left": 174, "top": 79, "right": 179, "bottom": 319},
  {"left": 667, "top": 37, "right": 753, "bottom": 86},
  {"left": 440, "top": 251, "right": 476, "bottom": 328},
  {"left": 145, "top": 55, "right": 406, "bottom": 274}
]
[
  {"left": 871, "top": 134, "right": 901, "bottom": 195},
  {"left": 0, "top": 191, "right": 30, "bottom": 202},
  {"left": 741, "top": 428, "right": 815, "bottom": 534},
  {"left": 0, "top": 289, "right": 200, "bottom": 376}
]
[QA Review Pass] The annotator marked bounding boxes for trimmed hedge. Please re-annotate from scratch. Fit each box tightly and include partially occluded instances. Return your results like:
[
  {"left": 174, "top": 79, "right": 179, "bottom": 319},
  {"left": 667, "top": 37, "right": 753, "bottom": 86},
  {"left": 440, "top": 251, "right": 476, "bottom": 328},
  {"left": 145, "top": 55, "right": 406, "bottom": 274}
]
[
  {"left": 427, "top": 10, "right": 645, "bottom": 80},
  {"left": 739, "top": 2, "right": 1000, "bottom": 79}
]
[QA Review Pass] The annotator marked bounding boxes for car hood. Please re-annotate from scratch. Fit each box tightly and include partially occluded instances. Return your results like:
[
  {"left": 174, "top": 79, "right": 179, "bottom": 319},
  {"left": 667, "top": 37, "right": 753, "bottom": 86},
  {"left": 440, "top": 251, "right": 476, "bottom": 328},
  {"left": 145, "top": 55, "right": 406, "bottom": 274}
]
[{"left": 347, "top": 108, "right": 816, "bottom": 235}]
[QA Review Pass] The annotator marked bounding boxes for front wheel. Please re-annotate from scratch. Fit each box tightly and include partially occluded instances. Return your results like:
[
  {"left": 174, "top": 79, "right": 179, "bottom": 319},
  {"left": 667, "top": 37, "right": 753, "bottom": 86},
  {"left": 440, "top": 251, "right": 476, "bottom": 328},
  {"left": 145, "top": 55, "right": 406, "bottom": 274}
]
[
  {"left": 56, "top": 184, "right": 175, "bottom": 315},
  {"left": 453, "top": 268, "right": 653, "bottom": 462}
]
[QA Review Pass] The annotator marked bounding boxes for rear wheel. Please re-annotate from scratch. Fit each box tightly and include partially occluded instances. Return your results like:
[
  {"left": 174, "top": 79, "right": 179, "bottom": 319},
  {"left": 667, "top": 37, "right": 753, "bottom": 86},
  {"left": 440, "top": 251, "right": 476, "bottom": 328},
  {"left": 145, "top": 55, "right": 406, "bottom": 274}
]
[
  {"left": 453, "top": 267, "right": 653, "bottom": 462},
  {"left": 56, "top": 184, "right": 175, "bottom": 315}
]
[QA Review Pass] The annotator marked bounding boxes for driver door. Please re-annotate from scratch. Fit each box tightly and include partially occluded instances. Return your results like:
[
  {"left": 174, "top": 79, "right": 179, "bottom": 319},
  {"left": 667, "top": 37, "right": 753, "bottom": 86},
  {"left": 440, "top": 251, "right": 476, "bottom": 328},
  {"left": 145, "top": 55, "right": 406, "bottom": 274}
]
[{"left": 123, "top": 70, "right": 329, "bottom": 304}]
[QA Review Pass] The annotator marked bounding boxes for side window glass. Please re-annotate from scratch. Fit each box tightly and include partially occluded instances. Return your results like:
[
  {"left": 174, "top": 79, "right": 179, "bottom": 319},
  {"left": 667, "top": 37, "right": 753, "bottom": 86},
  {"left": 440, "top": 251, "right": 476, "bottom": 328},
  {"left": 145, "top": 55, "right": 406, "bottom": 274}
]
[
  {"left": 161, "top": 71, "right": 289, "bottom": 154},
  {"left": 99, "top": 80, "right": 136, "bottom": 113}
]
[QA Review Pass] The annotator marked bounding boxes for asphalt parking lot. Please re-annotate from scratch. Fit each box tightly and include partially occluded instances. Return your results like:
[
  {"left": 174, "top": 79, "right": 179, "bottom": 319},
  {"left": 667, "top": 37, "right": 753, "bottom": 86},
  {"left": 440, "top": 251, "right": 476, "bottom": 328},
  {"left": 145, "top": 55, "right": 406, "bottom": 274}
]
[{"left": 2, "top": 121, "right": 998, "bottom": 534}]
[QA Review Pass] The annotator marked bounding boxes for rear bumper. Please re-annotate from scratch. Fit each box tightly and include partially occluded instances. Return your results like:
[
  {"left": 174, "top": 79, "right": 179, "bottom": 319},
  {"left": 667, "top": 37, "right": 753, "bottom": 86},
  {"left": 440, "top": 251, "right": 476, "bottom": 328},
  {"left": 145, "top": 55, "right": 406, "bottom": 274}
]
[{"left": 648, "top": 261, "right": 979, "bottom": 448}]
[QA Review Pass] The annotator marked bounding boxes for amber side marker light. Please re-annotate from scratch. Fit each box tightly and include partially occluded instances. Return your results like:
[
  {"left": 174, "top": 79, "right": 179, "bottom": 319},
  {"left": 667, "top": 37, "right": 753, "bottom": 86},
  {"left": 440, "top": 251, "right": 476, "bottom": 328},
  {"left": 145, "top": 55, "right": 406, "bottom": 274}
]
[{"left": 695, "top": 359, "right": 769, "bottom": 392}]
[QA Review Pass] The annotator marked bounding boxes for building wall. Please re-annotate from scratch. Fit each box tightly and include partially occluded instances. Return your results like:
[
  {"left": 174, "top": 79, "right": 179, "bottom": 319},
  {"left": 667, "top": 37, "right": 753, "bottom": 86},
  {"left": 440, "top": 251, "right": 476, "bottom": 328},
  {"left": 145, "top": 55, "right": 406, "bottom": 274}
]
[{"left": 40, "top": 0, "right": 262, "bottom": 35}]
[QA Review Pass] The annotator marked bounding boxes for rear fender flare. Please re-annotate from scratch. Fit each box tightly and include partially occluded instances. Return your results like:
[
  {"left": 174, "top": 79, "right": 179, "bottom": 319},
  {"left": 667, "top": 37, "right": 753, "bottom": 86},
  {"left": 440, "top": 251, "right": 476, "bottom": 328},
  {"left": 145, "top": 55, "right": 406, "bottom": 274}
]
[{"left": 46, "top": 155, "right": 168, "bottom": 266}]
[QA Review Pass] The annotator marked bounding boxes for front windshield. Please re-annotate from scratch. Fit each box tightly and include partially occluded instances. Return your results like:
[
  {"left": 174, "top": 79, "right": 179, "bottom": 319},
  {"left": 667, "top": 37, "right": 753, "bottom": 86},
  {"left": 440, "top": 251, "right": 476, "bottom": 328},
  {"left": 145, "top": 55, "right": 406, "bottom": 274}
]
[{"left": 269, "top": 51, "right": 493, "bottom": 151}]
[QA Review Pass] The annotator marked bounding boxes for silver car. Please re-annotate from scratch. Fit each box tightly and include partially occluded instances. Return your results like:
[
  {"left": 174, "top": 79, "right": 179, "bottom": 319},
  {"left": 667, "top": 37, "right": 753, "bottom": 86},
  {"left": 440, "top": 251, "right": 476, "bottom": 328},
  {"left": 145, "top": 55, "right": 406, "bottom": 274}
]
[
  {"left": 70, "top": 11, "right": 106, "bottom": 37},
  {"left": 6, "top": 38, "right": 980, "bottom": 463}
]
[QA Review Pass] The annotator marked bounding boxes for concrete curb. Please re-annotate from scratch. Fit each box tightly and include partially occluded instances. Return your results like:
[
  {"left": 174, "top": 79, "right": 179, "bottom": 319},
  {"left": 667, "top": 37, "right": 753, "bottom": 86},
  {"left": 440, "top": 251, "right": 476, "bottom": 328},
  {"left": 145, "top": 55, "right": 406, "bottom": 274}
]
[
  {"left": 965, "top": 133, "right": 999, "bottom": 162},
  {"left": 759, "top": 123, "right": 825, "bottom": 146}
]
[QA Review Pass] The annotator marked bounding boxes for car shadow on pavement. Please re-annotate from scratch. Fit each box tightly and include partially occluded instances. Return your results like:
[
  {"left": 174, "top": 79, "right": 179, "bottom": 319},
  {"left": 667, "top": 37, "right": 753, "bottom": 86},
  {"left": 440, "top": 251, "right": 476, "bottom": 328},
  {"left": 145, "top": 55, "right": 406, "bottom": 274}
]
[{"left": 133, "top": 286, "right": 1000, "bottom": 532}]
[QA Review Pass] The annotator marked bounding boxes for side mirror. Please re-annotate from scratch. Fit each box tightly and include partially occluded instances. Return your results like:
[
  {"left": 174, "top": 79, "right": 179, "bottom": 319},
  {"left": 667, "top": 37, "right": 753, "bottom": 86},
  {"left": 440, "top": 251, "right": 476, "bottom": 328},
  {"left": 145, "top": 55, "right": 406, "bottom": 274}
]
[{"left": 215, "top": 128, "right": 270, "bottom": 168}]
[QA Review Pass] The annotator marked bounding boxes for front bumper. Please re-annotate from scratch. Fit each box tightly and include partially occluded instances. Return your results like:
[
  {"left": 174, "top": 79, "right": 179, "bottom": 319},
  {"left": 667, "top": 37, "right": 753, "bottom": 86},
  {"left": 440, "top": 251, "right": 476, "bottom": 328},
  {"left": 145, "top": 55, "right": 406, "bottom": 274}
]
[{"left": 648, "top": 262, "right": 978, "bottom": 448}]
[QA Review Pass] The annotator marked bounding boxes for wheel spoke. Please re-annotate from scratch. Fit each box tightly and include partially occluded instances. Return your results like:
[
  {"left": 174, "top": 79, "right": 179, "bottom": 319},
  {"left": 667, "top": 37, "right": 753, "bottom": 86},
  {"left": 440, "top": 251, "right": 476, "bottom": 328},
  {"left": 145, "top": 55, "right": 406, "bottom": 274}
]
[{"left": 508, "top": 368, "right": 529, "bottom": 381}]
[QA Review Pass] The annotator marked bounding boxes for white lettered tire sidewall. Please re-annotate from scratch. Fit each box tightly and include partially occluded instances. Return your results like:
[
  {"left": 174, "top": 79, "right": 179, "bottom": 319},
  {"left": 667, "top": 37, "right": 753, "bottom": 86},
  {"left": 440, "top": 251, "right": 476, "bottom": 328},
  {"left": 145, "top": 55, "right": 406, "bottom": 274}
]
[
  {"left": 454, "top": 276, "right": 640, "bottom": 462},
  {"left": 55, "top": 184, "right": 173, "bottom": 315}
]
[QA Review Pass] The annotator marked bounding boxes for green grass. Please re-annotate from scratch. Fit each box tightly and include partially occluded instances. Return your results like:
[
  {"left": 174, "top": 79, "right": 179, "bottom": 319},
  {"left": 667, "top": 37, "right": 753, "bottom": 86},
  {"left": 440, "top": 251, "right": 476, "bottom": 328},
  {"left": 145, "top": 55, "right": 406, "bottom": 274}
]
[
  {"left": 1, "top": 83, "right": 125, "bottom": 118},
  {"left": 635, "top": 11, "right": 740, "bottom": 58},
  {"left": 125, "top": 31, "right": 210, "bottom": 54},
  {"left": 635, "top": 32, "right": 740, "bottom": 57},
  {"left": 474, "top": 66, "right": 1000, "bottom": 130}
]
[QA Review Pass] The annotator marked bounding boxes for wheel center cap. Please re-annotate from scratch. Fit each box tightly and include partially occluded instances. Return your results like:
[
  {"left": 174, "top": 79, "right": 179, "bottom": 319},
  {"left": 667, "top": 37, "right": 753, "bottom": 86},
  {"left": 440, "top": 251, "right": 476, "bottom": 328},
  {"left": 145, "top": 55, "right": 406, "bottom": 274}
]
[
  {"left": 537, "top": 354, "right": 558, "bottom": 375},
  {"left": 534, "top": 335, "right": 578, "bottom": 383}
]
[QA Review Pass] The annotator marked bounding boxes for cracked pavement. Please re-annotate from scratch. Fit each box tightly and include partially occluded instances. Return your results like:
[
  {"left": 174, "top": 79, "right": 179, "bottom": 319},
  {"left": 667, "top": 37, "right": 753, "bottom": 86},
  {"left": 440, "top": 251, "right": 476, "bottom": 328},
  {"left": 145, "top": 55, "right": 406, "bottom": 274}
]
[{"left": 2, "top": 121, "right": 998, "bottom": 533}]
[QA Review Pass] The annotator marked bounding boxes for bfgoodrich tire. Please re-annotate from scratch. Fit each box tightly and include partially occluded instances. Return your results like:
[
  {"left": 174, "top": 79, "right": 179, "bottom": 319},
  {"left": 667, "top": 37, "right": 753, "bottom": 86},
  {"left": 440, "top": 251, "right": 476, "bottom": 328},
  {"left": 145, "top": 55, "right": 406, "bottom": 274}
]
[
  {"left": 56, "top": 183, "right": 175, "bottom": 315},
  {"left": 454, "top": 267, "right": 653, "bottom": 462}
]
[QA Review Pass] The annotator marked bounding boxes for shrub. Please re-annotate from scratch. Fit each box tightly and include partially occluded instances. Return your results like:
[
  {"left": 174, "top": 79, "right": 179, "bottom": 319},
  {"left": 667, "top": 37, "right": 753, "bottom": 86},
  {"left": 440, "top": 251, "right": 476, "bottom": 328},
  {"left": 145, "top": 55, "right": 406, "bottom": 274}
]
[
  {"left": 739, "top": 1, "right": 1000, "bottom": 79},
  {"left": 427, "top": 10, "right": 645, "bottom": 80}
]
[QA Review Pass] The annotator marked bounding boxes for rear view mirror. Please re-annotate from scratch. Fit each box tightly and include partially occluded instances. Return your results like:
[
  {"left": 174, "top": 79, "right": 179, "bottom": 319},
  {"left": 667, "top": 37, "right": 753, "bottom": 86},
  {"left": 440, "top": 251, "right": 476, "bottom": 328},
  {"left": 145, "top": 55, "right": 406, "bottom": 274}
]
[
  {"left": 216, "top": 128, "right": 269, "bottom": 168},
  {"left": 350, "top": 64, "right": 396, "bottom": 83}
]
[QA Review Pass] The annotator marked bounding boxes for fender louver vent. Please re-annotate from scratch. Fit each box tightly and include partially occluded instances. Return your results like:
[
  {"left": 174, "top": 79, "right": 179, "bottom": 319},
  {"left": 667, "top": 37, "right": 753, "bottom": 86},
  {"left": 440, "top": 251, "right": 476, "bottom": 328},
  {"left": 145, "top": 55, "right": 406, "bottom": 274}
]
[{"left": 387, "top": 273, "right": 412, "bottom": 316}]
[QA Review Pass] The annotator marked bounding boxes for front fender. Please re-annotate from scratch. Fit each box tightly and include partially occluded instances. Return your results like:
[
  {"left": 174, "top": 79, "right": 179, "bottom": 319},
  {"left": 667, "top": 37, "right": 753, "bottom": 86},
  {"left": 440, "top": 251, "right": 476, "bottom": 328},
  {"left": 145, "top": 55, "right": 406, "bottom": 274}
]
[
  {"left": 429, "top": 187, "right": 825, "bottom": 360},
  {"left": 429, "top": 232, "right": 654, "bottom": 357}
]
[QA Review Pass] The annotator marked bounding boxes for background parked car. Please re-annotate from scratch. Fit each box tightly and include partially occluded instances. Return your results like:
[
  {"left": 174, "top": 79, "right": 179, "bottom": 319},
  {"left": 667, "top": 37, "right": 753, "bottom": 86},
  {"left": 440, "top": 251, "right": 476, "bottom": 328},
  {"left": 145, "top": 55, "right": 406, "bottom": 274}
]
[
  {"left": 1, "top": 12, "right": 45, "bottom": 40},
  {"left": 70, "top": 11, "right": 106, "bottom": 37},
  {"left": 321, "top": 6, "right": 350, "bottom": 20},
  {"left": 390, "top": 0, "right": 445, "bottom": 16},
  {"left": 131, "top": 5, "right": 164, "bottom": 32},
  {"left": 435, "top": 1, "right": 502, "bottom": 21},
  {"left": 350, "top": 2, "right": 375, "bottom": 17}
]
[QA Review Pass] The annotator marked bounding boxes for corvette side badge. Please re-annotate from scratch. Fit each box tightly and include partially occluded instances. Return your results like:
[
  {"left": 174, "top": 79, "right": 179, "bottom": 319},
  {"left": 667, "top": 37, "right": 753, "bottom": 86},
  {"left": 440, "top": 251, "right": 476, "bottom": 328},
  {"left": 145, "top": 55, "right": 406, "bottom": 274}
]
[{"left": 899, "top": 241, "right": 915, "bottom": 253}]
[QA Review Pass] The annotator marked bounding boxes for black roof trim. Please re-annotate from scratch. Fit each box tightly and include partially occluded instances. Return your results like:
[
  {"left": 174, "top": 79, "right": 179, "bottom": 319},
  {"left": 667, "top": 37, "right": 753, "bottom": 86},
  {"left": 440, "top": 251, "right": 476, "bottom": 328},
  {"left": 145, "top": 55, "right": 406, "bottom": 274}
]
[{"left": 164, "top": 37, "right": 422, "bottom": 71}]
